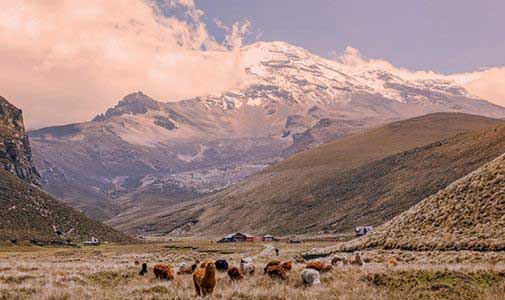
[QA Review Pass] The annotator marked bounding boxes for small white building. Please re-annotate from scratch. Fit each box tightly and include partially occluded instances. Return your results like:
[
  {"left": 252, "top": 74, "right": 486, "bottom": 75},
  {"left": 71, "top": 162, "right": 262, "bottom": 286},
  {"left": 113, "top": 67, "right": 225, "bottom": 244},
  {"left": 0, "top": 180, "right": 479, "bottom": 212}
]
[
  {"left": 355, "top": 226, "right": 374, "bottom": 237},
  {"left": 262, "top": 234, "right": 274, "bottom": 242},
  {"left": 84, "top": 237, "right": 100, "bottom": 245}
]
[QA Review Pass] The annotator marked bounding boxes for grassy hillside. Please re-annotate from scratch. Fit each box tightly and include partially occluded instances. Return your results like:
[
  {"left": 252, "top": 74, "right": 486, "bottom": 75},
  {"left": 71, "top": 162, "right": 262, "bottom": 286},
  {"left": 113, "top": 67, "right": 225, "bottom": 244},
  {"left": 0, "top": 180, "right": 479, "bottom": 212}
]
[
  {"left": 308, "top": 123, "right": 505, "bottom": 233},
  {"left": 0, "top": 96, "right": 133, "bottom": 244},
  {"left": 108, "top": 113, "right": 505, "bottom": 235},
  {"left": 0, "top": 168, "right": 135, "bottom": 244},
  {"left": 339, "top": 153, "right": 505, "bottom": 252}
]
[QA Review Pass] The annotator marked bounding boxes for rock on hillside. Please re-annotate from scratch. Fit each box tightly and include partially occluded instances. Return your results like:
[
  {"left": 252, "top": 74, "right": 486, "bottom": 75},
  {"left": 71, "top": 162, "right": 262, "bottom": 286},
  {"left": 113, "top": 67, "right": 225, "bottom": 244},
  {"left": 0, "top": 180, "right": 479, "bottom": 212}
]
[{"left": 0, "top": 96, "right": 40, "bottom": 185}]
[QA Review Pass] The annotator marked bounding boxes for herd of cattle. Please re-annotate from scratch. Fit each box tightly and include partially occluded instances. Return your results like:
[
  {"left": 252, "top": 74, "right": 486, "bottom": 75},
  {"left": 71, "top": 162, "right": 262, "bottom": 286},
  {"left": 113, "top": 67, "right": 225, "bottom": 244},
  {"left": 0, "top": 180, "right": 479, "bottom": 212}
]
[{"left": 136, "top": 252, "right": 398, "bottom": 297}]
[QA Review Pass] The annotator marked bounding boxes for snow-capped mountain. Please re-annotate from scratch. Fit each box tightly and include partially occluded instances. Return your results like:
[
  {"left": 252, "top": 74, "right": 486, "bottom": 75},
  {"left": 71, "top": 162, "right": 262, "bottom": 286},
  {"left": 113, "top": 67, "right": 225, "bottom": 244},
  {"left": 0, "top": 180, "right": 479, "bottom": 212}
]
[
  {"left": 29, "top": 41, "right": 505, "bottom": 221},
  {"left": 242, "top": 42, "right": 472, "bottom": 105}
]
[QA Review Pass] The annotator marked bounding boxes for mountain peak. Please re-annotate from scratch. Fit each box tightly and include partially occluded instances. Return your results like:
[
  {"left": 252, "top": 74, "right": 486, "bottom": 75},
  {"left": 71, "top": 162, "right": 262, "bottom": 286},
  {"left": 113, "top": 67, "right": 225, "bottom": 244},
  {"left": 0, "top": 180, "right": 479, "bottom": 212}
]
[
  {"left": 241, "top": 41, "right": 312, "bottom": 65},
  {"left": 244, "top": 41, "right": 306, "bottom": 52},
  {"left": 93, "top": 92, "right": 160, "bottom": 122},
  {"left": 0, "top": 95, "right": 25, "bottom": 132},
  {"left": 118, "top": 91, "right": 155, "bottom": 106},
  {"left": 239, "top": 41, "right": 481, "bottom": 106}
]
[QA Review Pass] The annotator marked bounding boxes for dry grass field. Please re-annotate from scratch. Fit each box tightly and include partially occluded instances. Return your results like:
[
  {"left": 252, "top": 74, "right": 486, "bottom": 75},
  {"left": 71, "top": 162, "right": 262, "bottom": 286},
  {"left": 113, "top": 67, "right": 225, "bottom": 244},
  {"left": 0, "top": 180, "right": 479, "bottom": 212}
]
[{"left": 1, "top": 240, "right": 505, "bottom": 300}]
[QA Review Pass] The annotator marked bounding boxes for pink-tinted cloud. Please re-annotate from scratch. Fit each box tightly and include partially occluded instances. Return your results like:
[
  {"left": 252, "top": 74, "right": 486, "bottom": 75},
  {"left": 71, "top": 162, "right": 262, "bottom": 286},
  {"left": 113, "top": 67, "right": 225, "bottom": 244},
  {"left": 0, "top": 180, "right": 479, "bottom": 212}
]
[
  {"left": 0, "top": 0, "right": 251, "bottom": 128},
  {"left": 335, "top": 47, "right": 505, "bottom": 108},
  {"left": 453, "top": 68, "right": 505, "bottom": 108}
]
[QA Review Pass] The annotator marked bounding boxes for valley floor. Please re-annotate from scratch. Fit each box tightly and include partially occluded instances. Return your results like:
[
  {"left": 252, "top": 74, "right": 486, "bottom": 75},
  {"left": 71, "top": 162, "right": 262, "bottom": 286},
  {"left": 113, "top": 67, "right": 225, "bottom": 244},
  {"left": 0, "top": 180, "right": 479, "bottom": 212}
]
[{"left": 1, "top": 240, "right": 505, "bottom": 299}]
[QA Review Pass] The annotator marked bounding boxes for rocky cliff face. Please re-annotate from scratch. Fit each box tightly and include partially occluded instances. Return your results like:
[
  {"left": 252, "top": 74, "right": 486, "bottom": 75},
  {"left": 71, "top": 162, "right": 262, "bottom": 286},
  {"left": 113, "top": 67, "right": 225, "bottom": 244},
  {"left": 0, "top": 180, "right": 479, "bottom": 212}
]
[{"left": 0, "top": 96, "right": 40, "bottom": 185}]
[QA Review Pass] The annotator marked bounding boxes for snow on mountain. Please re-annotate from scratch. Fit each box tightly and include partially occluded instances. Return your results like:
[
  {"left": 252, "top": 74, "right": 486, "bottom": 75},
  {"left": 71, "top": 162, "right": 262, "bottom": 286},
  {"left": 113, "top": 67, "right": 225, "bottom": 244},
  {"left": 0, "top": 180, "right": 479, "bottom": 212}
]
[
  {"left": 29, "top": 41, "right": 505, "bottom": 221},
  {"left": 240, "top": 41, "right": 471, "bottom": 105}
]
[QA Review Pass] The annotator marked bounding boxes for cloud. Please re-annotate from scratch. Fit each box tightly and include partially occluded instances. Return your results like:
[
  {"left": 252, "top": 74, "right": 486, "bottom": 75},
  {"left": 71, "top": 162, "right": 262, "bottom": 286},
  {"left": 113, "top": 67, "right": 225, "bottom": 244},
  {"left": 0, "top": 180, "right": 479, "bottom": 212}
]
[
  {"left": 173, "top": 0, "right": 195, "bottom": 8},
  {"left": 0, "top": 0, "right": 252, "bottom": 128},
  {"left": 451, "top": 68, "right": 505, "bottom": 108},
  {"left": 334, "top": 47, "right": 505, "bottom": 108},
  {"left": 2, "top": 1, "right": 503, "bottom": 129}
]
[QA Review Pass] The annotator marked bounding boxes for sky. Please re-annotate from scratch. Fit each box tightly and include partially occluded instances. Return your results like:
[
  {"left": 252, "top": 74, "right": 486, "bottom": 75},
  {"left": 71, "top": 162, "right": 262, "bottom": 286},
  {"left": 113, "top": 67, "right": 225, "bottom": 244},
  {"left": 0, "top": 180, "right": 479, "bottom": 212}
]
[
  {"left": 199, "top": 0, "right": 505, "bottom": 74},
  {"left": 0, "top": 0, "right": 504, "bottom": 129}
]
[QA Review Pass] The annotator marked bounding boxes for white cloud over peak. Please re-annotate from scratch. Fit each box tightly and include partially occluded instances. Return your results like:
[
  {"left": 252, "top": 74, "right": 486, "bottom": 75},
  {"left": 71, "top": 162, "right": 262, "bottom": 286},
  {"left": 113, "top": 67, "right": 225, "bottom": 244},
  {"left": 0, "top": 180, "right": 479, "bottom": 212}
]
[
  {"left": 454, "top": 68, "right": 505, "bottom": 107},
  {"left": 0, "top": 0, "right": 252, "bottom": 128},
  {"left": 335, "top": 47, "right": 505, "bottom": 107}
]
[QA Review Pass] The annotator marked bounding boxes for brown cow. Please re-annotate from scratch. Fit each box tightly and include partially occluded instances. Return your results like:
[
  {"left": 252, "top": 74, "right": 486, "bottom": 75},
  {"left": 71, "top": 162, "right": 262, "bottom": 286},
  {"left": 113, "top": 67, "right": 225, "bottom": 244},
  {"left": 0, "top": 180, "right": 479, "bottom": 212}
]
[
  {"left": 153, "top": 264, "right": 175, "bottom": 281},
  {"left": 265, "top": 265, "right": 287, "bottom": 280},
  {"left": 305, "top": 261, "right": 333, "bottom": 273},
  {"left": 227, "top": 266, "right": 244, "bottom": 281},
  {"left": 280, "top": 260, "right": 292, "bottom": 272},
  {"left": 193, "top": 260, "right": 217, "bottom": 297},
  {"left": 263, "top": 259, "right": 281, "bottom": 273}
]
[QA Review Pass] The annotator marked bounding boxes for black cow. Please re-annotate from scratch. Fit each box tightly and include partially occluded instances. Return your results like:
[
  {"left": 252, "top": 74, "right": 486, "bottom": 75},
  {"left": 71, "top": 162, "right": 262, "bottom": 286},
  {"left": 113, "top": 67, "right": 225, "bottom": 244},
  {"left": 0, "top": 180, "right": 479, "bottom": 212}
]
[
  {"left": 215, "top": 259, "right": 229, "bottom": 272},
  {"left": 139, "top": 263, "right": 148, "bottom": 276}
]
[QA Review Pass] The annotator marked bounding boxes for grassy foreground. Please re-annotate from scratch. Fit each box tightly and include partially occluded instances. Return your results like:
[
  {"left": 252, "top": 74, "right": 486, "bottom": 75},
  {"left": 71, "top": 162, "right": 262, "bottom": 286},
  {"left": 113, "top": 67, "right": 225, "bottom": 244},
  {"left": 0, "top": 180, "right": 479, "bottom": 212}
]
[{"left": 1, "top": 240, "right": 505, "bottom": 299}]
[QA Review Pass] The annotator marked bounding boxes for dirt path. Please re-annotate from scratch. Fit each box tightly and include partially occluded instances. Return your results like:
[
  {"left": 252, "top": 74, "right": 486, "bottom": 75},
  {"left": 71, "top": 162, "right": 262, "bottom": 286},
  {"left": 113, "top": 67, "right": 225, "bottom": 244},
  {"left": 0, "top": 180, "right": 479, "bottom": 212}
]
[{"left": 254, "top": 243, "right": 275, "bottom": 259}]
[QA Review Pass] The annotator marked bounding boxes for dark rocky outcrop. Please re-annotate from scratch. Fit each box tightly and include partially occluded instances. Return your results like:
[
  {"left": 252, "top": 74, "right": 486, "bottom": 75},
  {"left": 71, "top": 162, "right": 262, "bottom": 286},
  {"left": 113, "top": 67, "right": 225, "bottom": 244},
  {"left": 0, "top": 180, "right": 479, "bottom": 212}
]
[
  {"left": 92, "top": 92, "right": 160, "bottom": 121},
  {"left": 0, "top": 96, "right": 40, "bottom": 185},
  {"left": 154, "top": 116, "right": 177, "bottom": 130}
]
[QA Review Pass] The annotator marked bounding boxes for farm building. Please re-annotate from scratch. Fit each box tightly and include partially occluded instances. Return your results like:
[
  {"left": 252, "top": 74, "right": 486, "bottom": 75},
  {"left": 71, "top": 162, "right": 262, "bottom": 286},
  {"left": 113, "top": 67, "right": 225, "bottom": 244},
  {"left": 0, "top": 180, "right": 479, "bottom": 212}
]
[
  {"left": 252, "top": 236, "right": 263, "bottom": 242},
  {"left": 355, "top": 226, "right": 374, "bottom": 237},
  {"left": 217, "top": 234, "right": 234, "bottom": 243},
  {"left": 263, "top": 234, "right": 274, "bottom": 242},
  {"left": 84, "top": 237, "right": 100, "bottom": 246},
  {"left": 217, "top": 233, "right": 255, "bottom": 243}
]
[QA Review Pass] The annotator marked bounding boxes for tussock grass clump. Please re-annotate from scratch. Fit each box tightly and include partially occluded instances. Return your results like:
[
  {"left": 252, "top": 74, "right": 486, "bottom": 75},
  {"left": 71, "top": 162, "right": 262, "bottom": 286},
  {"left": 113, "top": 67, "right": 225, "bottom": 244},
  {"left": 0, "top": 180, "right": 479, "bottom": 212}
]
[
  {"left": 136, "top": 285, "right": 171, "bottom": 294},
  {"left": 0, "top": 274, "right": 36, "bottom": 284},
  {"left": 87, "top": 270, "right": 137, "bottom": 287},
  {"left": 364, "top": 270, "right": 505, "bottom": 300}
]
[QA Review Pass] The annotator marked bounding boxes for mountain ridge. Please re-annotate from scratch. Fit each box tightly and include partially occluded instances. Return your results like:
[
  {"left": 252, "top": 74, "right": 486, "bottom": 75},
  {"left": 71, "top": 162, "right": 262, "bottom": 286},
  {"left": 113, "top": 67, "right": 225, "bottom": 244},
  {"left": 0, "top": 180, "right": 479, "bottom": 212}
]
[
  {"left": 106, "top": 113, "right": 505, "bottom": 235},
  {"left": 29, "top": 41, "right": 505, "bottom": 221}
]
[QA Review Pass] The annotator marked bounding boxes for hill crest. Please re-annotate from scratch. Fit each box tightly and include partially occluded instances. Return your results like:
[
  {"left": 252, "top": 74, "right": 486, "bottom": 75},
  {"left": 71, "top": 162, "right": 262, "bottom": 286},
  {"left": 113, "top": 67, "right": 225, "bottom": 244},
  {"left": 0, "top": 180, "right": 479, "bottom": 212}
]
[{"left": 306, "top": 152, "right": 505, "bottom": 257}]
